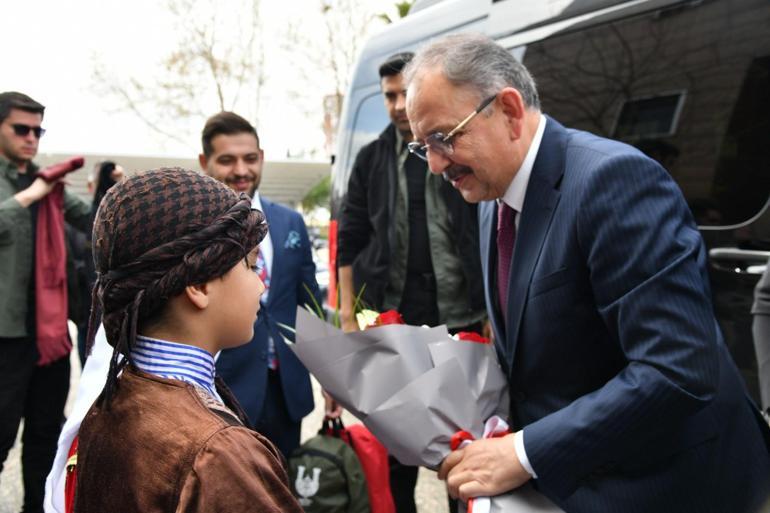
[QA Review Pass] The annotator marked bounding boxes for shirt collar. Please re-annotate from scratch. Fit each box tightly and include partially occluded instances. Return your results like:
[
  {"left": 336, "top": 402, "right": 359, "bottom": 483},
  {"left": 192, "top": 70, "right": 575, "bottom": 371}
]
[
  {"left": 394, "top": 127, "right": 405, "bottom": 155},
  {"left": 501, "top": 113, "right": 547, "bottom": 212},
  {"left": 131, "top": 335, "right": 222, "bottom": 402},
  {"left": 250, "top": 191, "right": 263, "bottom": 211},
  {"left": 0, "top": 155, "right": 36, "bottom": 180}
]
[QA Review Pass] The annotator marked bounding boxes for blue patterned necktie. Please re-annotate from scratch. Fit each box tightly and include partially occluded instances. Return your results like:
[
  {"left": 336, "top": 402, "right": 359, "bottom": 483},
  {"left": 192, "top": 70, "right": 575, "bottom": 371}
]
[
  {"left": 256, "top": 250, "right": 270, "bottom": 291},
  {"left": 256, "top": 251, "right": 278, "bottom": 370}
]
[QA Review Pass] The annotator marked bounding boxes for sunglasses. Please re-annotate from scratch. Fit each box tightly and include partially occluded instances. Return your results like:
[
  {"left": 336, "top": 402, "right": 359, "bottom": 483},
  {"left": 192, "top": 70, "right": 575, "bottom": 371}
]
[{"left": 11, "top": 124, "right": 46, "bottom": 139}]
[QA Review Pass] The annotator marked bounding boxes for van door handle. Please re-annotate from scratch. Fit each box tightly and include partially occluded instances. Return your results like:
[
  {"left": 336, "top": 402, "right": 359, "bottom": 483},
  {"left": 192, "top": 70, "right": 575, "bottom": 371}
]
[{"left": 709, "top": 248, "right": 770, "bottom": 275}]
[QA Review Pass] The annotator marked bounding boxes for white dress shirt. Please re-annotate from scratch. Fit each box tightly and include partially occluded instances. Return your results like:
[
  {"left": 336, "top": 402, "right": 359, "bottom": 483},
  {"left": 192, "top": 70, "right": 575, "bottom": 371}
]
[
  {"left": 251, "top": 192, "right": 273, "bottom": 304},
  {"left": 500, "top": 113, "right": 547, "bottom": 480}
]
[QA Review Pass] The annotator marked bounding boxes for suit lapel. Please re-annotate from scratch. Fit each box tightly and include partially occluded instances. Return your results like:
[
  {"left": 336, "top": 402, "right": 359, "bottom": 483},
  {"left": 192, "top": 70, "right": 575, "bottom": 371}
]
[
  {"left": 262, "top": 198, "right": 286, "bottom": 308},
  {"left": 503, "top": 116, "right": 566, "bottom": 373}
]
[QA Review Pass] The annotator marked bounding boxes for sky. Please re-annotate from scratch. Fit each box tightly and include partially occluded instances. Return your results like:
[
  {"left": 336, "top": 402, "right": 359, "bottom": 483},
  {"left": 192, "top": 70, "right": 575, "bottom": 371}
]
[{"left": 1, "top": 0, "right": 397, "bottom": 161}]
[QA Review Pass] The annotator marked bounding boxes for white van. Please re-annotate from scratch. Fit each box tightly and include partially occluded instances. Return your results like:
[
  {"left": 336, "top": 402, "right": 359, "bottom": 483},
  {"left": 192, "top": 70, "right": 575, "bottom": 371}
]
[{"left": 329, "top": 0, "right": 770, "bottom": 401}]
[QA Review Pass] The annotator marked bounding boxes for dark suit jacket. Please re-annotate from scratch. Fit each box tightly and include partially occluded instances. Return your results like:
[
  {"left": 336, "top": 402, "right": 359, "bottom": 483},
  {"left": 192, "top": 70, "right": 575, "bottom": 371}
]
[
  {"left": 216, "top": 197, "right": 319, "bottom": 426},
  {"left": 479, "top": 116, "right": 770, "bottom": 512}
]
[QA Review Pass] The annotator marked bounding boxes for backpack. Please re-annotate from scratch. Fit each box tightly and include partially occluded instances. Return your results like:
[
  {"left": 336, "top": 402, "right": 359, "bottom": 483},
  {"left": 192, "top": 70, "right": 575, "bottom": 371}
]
[
  {"left": 288, "top": 420, "right": 370, "bottom": 512},
  {"left": 344, "top": 424, "right": 395, "bottom": 513}
]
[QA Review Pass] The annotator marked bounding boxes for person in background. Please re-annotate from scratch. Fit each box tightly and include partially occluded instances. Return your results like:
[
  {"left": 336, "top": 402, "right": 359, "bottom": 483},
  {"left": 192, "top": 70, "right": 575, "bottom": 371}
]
[
  {"left": 404, "top": 33, "right": 770, "bottom": 513},
  {"left": 336, "top": 52, "right": 487, "bottom": 513},
  {"left": 0, "top": 91, "right": 90, "bottom": 513},
  {"left": 199, "top": 112, "right": 321, "bottom": 460},
  {"left": 752, "top": 257, "right": 770, "bottom": 416},
  {"left": 72, "top": 160, "right": 124, "bottom": 366},
  {"left": 90, "top": 161, "right": 124, "bottom": 218}
]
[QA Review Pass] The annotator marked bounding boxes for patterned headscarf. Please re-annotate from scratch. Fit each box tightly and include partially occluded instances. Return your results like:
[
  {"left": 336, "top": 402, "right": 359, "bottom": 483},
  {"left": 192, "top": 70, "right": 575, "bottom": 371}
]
[{"left": 88, "top": 167, "right": 267, "bottom": 403}]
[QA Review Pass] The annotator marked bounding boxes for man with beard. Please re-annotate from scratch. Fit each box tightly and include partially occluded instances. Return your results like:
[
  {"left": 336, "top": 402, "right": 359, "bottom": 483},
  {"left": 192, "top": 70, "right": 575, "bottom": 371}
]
[
  {"left": 199, "top": 112, "right": 320, "bottom": 460},
  {"left": 336, "top": 52, "right": 487, "bottom": 513}
]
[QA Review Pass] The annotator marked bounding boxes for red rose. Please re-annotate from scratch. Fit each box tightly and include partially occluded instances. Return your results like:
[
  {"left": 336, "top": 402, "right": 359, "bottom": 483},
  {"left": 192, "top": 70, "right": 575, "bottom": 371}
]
[
  {"left": 373, "top": 310, "right": 405, "bottom": 327},
  {"left": 455, "top": 332, "right": 490, "bottom": 344}
]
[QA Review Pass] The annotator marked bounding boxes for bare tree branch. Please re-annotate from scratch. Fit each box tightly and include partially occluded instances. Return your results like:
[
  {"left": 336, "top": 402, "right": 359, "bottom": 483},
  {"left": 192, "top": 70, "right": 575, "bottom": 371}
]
[{"left": 92, "top": 0, "right": 265, "bottom": 145}]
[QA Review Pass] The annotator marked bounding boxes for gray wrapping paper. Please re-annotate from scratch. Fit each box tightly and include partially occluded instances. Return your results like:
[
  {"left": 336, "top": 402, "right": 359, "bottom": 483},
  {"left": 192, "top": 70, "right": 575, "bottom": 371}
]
[{"left": 292, "top": 308, "right": 563, "bottom": 512}]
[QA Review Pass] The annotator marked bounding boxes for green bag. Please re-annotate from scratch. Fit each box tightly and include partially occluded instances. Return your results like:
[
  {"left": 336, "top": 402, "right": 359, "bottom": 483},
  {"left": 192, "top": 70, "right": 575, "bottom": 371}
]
[{"left": 288, "top": 420, "right": 370, "bottom": 513}]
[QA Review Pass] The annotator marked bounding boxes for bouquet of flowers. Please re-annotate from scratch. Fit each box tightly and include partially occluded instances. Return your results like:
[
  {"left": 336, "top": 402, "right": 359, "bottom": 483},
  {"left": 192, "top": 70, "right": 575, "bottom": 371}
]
[
  {"left": 293, "top": 307, "right": 506, "bottom": 466},
  {"left": 291, "top": 307, "right": 563, "bottom": 513}
]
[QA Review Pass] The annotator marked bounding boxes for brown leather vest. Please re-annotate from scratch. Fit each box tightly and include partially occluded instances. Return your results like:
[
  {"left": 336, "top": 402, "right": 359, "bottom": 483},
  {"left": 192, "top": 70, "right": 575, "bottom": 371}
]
[{"left": 74, "top": 368, "right": 299, "bottom": 512}]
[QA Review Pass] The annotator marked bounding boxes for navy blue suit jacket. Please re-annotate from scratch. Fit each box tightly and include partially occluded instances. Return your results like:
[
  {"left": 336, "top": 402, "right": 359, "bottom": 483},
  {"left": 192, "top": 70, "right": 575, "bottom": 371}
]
[
  {"left": 479, "top": 117, "right": 770, "bottom": 512},
  {"left": 216, "top": 197, "right": 318, "bottom": 426}
]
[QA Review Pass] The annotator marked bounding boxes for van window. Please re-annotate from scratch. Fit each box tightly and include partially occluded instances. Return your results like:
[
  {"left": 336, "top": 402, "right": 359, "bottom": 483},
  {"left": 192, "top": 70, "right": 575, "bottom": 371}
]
[
  {"left": 349, "top": 93, "right": 389, "bottom": 171},
  {"left": 613, "top": 92, "right": 685, "bottom": 140},
  {"left": 331, "top": 92, "right": 389, "bottom": 214},
  {"left": 519, "top": 0, "right": 770, "bottom": 227}
]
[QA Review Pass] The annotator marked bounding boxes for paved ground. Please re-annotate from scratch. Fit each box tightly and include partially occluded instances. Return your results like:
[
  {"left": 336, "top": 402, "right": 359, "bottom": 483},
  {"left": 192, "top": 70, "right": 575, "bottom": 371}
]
[{"left": 0, "top": 341, "right": 448, "bottom": 513}]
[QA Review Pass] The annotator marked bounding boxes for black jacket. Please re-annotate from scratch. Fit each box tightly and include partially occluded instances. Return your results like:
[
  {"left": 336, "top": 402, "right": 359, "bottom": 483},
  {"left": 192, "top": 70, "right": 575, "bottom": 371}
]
[{"left": 337, "top": 123, "right": 485, "bottom": 312}]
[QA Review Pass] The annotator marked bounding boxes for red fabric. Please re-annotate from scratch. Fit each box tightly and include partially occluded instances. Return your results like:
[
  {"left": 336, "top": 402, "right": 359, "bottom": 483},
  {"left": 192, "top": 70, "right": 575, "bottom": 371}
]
[
  {"left": 35, "top": 182, "right": 71, "bottom": 365},
  {"left": 64, "top": 435, "right": 78, "bottom": 513},
  {"left": 346, "top": 424, "right": 395, "bottom": 513},
  {"left": 327, "top": 219, "right": 338, "bottom": 307},
  {"left": 373, "top": 310, "right": 405, "bottom": 327},
  {"left": 37, "top": 157, "right": 85, "bottom": 183},
  {"left": 323, "top": 420, "right": 395, "bottom": 513},
  {"left": 450, "top": 430, "right": 474, "bottom": 451}
]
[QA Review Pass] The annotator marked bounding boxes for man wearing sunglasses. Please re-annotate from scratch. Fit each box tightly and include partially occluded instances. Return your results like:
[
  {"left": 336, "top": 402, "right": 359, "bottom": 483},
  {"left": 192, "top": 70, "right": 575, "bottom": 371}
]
[
  {"left": 404, "top": 34, "right": 770, "bottom": 512},
  {"left": 337, "top": 52, "right": 487, "bottom": 513},
  {"left": 0, "top": 91, "right": 90, "bottom": 513}
]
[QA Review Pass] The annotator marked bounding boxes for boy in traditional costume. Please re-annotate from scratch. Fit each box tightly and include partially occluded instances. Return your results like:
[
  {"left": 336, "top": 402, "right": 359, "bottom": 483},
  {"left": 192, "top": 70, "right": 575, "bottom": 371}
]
[{"left": 73, "top": 168, "right": 303, "bottom": 512}]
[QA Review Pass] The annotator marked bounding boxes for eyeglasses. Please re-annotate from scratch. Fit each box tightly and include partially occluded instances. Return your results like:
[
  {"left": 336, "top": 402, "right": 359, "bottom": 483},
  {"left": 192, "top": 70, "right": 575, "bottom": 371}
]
[
  {"left": 11, "top": 124, "right": 46, "bottom": 139},
  {"left": 407, "top": 94, "right": 496, "bottom": 162}
]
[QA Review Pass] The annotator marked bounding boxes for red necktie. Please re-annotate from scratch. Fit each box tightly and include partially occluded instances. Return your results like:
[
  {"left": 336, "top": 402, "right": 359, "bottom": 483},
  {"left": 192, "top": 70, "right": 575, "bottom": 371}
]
[{"left": 497, "top": 202, "right": 517, "bottom": 320}]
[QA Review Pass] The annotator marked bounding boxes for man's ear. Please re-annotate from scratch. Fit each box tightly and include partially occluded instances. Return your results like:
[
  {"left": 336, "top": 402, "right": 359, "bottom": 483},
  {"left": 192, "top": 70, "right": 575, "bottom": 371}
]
[
  {"left": 184, "top": 283, "right": 210, "bottom": 310},
  {"left": 498, "top": 87, "right": 526, "bottom": 140},
  {"left": 198, "top": 153, "right": 209, "bottom": 173}
]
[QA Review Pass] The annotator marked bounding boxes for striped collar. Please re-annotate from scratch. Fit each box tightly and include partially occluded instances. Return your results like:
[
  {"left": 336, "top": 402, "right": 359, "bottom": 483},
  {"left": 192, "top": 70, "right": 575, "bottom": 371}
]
[{"left": 131, "top": 335, "right": 222, "bottom": 403}]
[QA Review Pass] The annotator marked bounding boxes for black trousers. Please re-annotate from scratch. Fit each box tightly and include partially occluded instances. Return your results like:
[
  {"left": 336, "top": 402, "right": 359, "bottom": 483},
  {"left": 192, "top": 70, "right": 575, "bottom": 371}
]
[
  {"left": 0, "top": 337, "right": 70, "bottom": 513},
  {"left": 254, "top": 368, "right": 301, "bottom": 462}
]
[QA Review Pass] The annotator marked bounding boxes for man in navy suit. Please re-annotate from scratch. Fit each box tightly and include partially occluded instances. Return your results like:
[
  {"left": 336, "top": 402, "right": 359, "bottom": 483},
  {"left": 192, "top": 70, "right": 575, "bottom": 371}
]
[
  {"left": 199, "top": 112, "right": 319, "bottom": 459},
  {"left": 404, "top": 34, "right": 770, "bottom": 512}
]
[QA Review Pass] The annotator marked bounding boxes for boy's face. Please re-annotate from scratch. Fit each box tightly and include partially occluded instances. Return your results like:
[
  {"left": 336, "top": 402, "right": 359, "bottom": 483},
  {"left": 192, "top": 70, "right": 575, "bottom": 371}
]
[{"left": 208, "top": 246, "right": 265, "bottom": 348}]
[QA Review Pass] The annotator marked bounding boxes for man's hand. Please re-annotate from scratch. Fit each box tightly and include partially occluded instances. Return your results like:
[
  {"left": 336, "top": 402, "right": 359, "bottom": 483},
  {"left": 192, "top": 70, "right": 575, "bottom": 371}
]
[
  {"left": 322, "top": 389, "right": 343, "bottom": 419},
  {"left": 438, "top": 433, "right": 531, "bottom": 502},
  {"left": 14, "top": 176, "right": 59, "bottom": 207}
]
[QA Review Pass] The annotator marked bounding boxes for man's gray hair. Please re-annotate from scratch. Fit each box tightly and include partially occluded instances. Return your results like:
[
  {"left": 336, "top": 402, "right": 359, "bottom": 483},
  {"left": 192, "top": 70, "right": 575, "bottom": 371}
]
[{"left": 404, "top": 33, "right": 540, "bottom": 110}]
